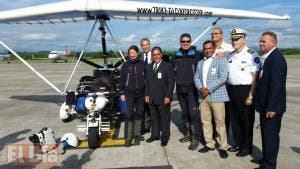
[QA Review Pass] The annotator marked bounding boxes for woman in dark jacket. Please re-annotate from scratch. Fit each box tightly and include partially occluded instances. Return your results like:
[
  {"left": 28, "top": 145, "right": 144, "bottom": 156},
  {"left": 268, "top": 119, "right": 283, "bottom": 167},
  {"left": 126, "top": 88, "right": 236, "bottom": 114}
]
[{"left": 119, "top": 45, "right": 146, "bottom": 147}]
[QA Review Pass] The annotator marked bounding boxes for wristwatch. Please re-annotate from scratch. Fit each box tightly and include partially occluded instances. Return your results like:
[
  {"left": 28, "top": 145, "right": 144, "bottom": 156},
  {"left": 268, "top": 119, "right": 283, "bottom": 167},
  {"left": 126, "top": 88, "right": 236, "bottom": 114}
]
[{"left": 248, "top": 96, "right": 253, "bottom": 99}]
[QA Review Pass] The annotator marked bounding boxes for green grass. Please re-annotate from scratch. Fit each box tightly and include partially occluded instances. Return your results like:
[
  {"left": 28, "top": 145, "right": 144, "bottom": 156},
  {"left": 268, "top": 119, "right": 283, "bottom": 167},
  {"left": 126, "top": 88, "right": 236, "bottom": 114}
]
[
  {"left": 284, "top": 55, "right": 300, "bottom": 59},
  {"left": 1, "top": 55, "right": 300, "bottom": 64},
  {"left": 0, "top": 58, "right": 122, "bottom": 64}
]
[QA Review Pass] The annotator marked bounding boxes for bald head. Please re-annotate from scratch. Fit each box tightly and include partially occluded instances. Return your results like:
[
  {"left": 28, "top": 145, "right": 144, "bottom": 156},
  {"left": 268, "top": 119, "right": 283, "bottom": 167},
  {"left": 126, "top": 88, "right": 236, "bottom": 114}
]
[{"left": 211, "top": 27, "right": 224, "bottom": 43}]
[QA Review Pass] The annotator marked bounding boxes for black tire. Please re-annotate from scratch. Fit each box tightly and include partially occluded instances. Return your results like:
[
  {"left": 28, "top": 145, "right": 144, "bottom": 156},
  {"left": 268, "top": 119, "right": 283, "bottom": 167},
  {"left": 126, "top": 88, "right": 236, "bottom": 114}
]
[{"left": 88, "top": 127, "right": 100, "bottom": 149}]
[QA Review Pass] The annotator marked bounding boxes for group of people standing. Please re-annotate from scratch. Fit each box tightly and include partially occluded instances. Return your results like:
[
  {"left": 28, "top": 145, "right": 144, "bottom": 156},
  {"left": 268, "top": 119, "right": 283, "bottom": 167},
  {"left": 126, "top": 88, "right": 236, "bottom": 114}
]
[{"left": 119, "top": 27, "right": 287, "bottom": 169}]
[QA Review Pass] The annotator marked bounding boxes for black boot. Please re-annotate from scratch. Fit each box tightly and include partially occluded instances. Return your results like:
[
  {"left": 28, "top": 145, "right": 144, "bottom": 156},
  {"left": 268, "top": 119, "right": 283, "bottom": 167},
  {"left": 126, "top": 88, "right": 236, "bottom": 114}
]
[
  {"left": 133, "top": 120, "right": 144, "bottom": 141},
  {"left": 179, "top": 123, "right": 191, "bottom": 143},
  {"left": 125, "top": 138, "right": 132, "bottom": 147},
  {"left": 134, "top": 135, "right": 145, "bottom": 141},
  {"left": 124, "top": 121, "right": 133, "bottom": 147}
]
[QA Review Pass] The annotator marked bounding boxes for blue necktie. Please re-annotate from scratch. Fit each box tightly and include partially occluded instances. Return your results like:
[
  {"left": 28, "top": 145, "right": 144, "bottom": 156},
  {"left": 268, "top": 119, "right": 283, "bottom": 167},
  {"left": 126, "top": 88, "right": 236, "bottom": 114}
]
[{"left": 144, "top": 53, "right": 148, "bottom": 64}]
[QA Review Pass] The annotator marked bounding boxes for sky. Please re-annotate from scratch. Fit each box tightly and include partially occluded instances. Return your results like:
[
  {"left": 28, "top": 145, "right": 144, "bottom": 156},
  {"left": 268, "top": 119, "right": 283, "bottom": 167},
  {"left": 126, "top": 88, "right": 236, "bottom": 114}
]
[{"left": 0, "top": 0, "right": 299, "bottom": 52}]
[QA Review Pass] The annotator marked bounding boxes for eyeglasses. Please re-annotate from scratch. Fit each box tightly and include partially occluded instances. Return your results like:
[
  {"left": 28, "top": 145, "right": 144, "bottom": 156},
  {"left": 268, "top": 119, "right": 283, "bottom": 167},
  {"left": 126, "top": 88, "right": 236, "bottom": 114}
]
[
  {"left": 211, "top": 33, "right": 222, "bottom": 35},
  {"left": 203, "top": 47, "right": 214, "bottom": 50},
  {"left": 180, "top": 40, "right": 191, "bottom": 43}
]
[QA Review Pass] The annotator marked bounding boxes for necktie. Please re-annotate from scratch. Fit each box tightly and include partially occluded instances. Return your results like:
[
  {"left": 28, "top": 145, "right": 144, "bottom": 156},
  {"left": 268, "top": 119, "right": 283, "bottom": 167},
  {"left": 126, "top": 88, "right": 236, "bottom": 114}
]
[
  {"left": 144, "top": 53, "right": 148, "bottom": 64},
  {"left": 153, "top": 63, "right": 158, "bottom": 73}
]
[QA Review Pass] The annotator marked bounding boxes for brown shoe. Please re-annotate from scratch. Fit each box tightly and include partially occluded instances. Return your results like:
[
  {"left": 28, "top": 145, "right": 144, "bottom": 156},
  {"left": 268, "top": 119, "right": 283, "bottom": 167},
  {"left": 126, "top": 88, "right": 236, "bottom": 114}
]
[
  {"left": 188, "top": 139, "right": 199, "bottom": 150},
  {"left": 179, "top": 135, "right": 190, "bottom": 143}
]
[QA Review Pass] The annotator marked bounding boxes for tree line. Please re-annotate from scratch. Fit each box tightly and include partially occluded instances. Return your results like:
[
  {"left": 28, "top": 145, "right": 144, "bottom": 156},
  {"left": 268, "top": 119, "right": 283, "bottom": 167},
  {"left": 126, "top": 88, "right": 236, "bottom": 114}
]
[{"left": 10, "top": 48, "right": 300, "bottom": 60}]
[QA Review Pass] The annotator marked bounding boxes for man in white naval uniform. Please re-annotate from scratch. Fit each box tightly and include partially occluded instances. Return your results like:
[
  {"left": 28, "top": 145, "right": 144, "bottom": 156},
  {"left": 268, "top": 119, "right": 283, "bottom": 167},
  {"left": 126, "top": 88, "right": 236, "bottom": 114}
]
[{"left": 226, "top": 28, "right": 260, "bottom": 157}]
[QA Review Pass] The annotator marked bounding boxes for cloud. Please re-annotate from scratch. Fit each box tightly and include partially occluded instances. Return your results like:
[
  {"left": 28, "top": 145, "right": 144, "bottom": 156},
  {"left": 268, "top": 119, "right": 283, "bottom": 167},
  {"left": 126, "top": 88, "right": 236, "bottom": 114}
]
[
  {"left": 150, "top": 32, "right": 161, "bottom": 44},
  {"left": 120, "top": 34, "right": 137, "bottom": 44},
  {"left": 20, "top": 33, "right": 57, "bottom": 41}
]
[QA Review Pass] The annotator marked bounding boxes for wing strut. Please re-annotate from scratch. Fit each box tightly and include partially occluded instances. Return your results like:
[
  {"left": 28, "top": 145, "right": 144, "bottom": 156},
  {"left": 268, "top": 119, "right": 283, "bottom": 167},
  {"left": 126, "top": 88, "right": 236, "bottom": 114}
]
[
  {"left": 0, "top": 41, "right": 63, "bottom": 94},
  {"left": 63, "top": 19, "right": 98, "bottom": 93},
  {"left": 104, "top": 22, "right": 126, "bottom": 62},
  {"left": 191, "top": 17, "right": 222, "bottom": 45}
]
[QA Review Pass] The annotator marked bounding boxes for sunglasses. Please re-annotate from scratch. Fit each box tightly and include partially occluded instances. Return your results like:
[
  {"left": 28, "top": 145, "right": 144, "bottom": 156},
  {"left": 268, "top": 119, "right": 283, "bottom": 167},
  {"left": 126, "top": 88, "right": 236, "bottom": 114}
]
[
  {"left": 180, "top": 40, "right": 191, "bottom": 43},
  {"left": 231, "top": 37, "right": 242, "bottom": 41}
]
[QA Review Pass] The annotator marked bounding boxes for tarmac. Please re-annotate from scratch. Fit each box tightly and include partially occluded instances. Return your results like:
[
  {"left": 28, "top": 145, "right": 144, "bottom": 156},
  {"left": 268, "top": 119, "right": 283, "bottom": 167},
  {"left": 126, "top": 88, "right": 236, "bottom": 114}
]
[{"left": 0, "top": 60, "right": 299, "bottom": 169}]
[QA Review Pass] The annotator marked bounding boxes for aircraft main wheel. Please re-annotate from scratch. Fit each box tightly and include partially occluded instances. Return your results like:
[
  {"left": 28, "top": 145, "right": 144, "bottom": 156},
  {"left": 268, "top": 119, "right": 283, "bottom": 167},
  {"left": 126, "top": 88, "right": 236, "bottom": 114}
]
[{"left": 88, "top": 127, "right": 100, "bottom": 149}]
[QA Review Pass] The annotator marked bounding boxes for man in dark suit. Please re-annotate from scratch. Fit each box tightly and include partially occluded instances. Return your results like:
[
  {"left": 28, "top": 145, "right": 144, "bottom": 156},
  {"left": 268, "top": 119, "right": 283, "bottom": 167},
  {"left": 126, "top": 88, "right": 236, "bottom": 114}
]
[
  {"left": 254, "top": 31, "right": 287, "bottom": 169},
  {"left": 145, "top": 46, "right": 175, "bottom": 146},
  {"left": 140, "top": 38, "right": 152, "bottom": 135}
]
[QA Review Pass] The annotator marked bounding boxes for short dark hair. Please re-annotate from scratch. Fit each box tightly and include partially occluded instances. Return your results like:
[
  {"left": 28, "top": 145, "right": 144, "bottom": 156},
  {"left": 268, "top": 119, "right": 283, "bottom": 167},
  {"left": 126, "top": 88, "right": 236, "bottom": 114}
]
[
  {"left": 128, "top": 45, "right": 139, "bottom": 53},
  {"left": 262, "top": 31, "right": 277, "bottom": 44},
  {"left": 180, "top": 33, "right": 191, "bottom": 41},
  {"left": 151, "top": 46, "right": 163, "bottom": 54},
  {"left": 140, "top": 38, "right": 150, "bottom": 44},
  {"left": 203, "top": 40, "right": 216, "bottom": 48}
]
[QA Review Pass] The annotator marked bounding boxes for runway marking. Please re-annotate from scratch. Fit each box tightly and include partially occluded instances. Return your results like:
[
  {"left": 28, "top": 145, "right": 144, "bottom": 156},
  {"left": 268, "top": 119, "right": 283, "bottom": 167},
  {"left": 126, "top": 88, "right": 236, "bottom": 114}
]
[{"left": 77, "top": 125, "right": 136, "bottom": 148}]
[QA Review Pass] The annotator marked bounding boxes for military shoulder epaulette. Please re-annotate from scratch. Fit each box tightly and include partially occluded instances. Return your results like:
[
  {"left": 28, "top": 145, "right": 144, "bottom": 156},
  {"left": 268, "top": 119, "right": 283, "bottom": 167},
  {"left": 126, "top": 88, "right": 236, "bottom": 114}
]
[{"left": 247, "top": 48, "right": 255, "bottom": 54}]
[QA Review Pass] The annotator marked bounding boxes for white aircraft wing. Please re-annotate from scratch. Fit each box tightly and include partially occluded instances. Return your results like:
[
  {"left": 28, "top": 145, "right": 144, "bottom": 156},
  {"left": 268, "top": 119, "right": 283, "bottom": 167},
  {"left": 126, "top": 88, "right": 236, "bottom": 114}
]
[{"left": 0, "top": 0, "right": 290, "bottom": 24}]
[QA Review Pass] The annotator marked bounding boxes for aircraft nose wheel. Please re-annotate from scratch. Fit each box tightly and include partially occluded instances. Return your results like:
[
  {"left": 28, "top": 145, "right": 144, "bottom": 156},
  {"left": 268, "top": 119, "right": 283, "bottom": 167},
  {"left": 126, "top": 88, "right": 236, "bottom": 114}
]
[{"left": 88, "top": 127, "right": 100, "bottom": 149}]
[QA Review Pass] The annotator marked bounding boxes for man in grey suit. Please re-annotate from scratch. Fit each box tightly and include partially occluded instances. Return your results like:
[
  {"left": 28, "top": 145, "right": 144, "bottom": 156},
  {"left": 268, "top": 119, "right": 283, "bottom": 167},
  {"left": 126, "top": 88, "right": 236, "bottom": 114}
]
[{"left": 194, "top": 40, "right": 229, "bottom": 158}]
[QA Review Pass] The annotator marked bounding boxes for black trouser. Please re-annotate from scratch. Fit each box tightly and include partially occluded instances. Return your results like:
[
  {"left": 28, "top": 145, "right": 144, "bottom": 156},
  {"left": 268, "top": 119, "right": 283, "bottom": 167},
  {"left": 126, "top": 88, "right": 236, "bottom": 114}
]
[
  {"left": 124, "top": 94, "right": 144, "bottom": 139},
  {"left": 225, "top": 101, "right": 231, "bottom": 139},
  {"left": 227, "top": 85, "right": 255, "bottom": 153},
  {"left": 224, "top": 84, "right": 233, "bottom": 138},
  {"left": 149, "top": 102, "right": 171, "bottom": 142},
  {"left": 260, "top": 113, "right": 283, "bottom": 169},
  {"left": 141, "top": 102, "right": 151, "bottom": 131},
  {"left": 176, "top": 85, "right": 201, "bottom": 140}
]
